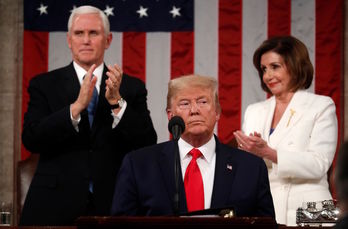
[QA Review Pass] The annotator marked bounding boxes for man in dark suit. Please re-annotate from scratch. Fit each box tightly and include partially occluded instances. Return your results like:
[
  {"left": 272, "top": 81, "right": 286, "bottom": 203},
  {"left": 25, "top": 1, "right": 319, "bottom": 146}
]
[
  {"left": 20, "top": 5, "right": 157, "bottom": 226},
  {"left": 111, "top": 74, "right": 275, "bottom": 218}
]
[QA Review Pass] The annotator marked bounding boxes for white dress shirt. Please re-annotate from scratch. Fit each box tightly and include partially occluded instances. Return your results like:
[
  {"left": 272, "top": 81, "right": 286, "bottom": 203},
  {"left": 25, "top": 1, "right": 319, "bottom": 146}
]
[{"left": 179, "top": 136, "right": 216, "bottom": 209}]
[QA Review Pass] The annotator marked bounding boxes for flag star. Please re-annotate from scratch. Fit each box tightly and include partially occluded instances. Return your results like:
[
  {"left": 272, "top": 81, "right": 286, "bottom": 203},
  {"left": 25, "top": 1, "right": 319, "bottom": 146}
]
[
  {"left": 104, "top": 5, "right": 114, "bottom": 17},
  {"left": 136, "top": 6, "right": 148, "bottom": 18},
  {"left": 37, "top": 3, "right": 48, "bottom": 15},
  {"left": 169, "top": 6, "right": 181, "bottom": 18}
]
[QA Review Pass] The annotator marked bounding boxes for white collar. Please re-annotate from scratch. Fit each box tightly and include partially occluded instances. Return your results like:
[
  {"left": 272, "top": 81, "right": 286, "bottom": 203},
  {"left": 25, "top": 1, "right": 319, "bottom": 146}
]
[
  {"left": 73, "top": 62, "right": 104, "bottom": 93},
  {"left": 178, "top": 136, "right": 216, "bottom": 163}
]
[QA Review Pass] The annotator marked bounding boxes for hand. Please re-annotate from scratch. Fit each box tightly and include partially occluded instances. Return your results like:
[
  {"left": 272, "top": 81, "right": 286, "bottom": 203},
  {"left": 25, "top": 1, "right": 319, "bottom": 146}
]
[
  {"left": 233, "top": 130, "right": 277, "bottom": 163},
  {"left": 71, "top": 64, "right": 97, "bottom": 118},
  {"left": 105, "top": 64, "right": 123, "bottom": 106}
]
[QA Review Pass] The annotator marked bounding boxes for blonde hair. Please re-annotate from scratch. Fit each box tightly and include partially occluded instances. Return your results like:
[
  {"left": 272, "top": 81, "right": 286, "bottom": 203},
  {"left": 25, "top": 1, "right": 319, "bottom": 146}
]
[{"left": 166, "top": 74, "right": 221, "bottom": 113}]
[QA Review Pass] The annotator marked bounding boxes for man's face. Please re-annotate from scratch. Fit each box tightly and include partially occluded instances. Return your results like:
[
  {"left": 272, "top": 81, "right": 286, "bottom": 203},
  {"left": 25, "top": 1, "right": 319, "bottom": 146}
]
[
  {"left": 167, "top": 86, "right": 220, "bottom": 143},
  {"left": 67, "top": 13, "right": 112, "bottom": 70}
]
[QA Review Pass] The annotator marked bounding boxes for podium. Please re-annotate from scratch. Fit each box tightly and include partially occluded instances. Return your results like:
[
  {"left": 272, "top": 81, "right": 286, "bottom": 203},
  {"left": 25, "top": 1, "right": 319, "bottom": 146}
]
[{"left": 76, "top": 216, "right": 277, "bottom": 229}]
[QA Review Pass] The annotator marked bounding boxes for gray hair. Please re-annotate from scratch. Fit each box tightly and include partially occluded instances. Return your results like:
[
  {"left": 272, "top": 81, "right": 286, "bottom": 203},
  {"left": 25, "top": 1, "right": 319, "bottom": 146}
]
[{"left": 67, "top": 5, "right": 110, "bottom": 35}]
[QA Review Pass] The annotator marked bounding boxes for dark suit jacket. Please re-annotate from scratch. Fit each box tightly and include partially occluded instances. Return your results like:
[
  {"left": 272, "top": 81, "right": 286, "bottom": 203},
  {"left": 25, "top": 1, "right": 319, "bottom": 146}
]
[
  {"left": 20, "top": 63, "right": 157, "bottom": 225},
  {"left": 111, "top": 137, "right": 275, "bottom": 218},
  {"left": 334, "top": 214, "right": 348, "bottom": 229}
]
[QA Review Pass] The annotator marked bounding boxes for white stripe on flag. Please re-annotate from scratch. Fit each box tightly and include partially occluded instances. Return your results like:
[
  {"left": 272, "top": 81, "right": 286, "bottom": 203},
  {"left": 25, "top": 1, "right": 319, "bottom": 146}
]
[
  {"left": 291, "top": 0, "right": 315, "bottom": 93},
  {"left": 146, "top": 33, "right": 171, "bottom": 143},
  {"left": 49, "top": 32, "right": 71, "bottom": 71},
  {"left": 242, "top": 0, "right": 268, "bottom": 122},
  {"left": 105, "top": 32, "right": 123, "bottom": 67},
  {"left": 194, "top": 0, "right": 219, "bottom": 134},
  {"left": 194, "top": 0, "right": 218, "bottom": 80}
]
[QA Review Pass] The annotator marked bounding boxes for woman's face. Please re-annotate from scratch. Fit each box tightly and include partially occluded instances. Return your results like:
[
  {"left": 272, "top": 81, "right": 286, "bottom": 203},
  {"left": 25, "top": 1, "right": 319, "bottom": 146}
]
[{"left": 260, "top": 51, "right": 292, "bottom": 96}]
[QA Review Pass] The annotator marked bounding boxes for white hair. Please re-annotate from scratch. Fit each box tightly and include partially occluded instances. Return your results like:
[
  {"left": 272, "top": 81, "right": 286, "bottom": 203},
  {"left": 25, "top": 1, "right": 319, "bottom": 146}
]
[{"left": 67, "top": 5, "right": 110, "bottom": 35}]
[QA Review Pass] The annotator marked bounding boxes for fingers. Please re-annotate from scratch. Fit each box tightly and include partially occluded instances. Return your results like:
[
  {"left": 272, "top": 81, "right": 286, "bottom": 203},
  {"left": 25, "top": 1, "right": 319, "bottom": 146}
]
[
  {"left": 106, "top": 64, "right": 123, "bottom": 88},
  {"left": 253, "top": 131, "right": 261, "bottom": 137},
  {"left": 105, "top": 64, "right": 123, "bottom": 103},
  {"left": 76, "top": 64, "right": 98, "bottom": 109},
  {"left": 81, "top": 64, "right": 97, "bottom": 95},
  {"left": 84, "top": 64, "right": 97, "bottom": 82},
  {"left": 233, "top": 131, "right": 247, "bottom": 149},
  {"left": 234, "top": 130, "right": 260, "bottom": 149}
]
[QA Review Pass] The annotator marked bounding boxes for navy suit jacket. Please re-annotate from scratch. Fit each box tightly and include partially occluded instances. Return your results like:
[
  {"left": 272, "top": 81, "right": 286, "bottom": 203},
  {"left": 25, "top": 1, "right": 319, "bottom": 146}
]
[
  {"left": 20, "top": 63, "right": 157, "bottom": 225},
  {"left": 111, "top": 137, "right": 275, "bottom": 217}
]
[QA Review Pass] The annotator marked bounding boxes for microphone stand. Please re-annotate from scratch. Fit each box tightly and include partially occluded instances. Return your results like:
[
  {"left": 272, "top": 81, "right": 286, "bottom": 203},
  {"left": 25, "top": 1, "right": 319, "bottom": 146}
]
[{"left": 173, "top": 138, "right": 180, "bottom": 216}]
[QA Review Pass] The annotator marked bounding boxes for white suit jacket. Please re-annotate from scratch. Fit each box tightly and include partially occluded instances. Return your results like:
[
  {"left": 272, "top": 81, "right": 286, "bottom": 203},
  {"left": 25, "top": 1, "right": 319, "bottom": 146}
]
[{"left": 242, "top": 90, "right": 337, "bottom": 226}]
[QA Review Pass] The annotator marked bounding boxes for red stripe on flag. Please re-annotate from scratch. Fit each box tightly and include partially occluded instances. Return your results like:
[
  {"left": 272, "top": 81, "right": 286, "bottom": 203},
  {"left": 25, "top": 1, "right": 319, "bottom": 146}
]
[
  {"left": 170, "top": 32, "right": 194, "bottom": 79},
  {"left": 218, "top": 0, "right": 242, "bottom": 143},
  {"left": 315, "top": 0, "right": 343, "bottom": 199},
  {"left": 22, "top": 31, "right": 49, "bottom": 160},
  {"left": 122, "top": 32, "right": 146, "bottom": 82},
  {"left": 268, "top": 0, "right": 291, "bottom": 37}
]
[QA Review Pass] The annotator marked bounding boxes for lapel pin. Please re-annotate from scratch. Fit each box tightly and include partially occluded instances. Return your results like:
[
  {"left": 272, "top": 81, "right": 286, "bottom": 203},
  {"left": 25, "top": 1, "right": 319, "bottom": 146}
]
[{"left": 286, "top": 108, "right": 296, "bottom": 127}]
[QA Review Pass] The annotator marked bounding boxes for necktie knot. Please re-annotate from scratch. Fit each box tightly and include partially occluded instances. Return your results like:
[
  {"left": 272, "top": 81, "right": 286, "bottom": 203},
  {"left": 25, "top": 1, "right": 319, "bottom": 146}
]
[{"left": 189, "top": 148, "right": 202, "bottom": 160}]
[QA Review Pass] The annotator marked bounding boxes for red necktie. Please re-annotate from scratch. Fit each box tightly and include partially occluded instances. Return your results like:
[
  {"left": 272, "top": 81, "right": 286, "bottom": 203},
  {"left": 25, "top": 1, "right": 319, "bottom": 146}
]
[{"left": 184, "top": 148, "right": 204, "bottom": 212}]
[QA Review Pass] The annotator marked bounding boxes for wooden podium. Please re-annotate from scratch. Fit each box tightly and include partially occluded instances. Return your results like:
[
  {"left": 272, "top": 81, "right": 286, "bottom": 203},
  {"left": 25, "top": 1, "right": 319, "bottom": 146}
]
[{"left": 76, "top": 216, "right": 277, "bottom": 229}]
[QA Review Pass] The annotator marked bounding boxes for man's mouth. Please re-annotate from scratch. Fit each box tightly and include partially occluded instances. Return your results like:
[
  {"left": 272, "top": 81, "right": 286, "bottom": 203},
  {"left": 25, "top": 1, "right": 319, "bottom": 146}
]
[
  {"left": 188, "top": 120, "right": 203, "bottom": 125},
  {"left": 80, "top": 49, "right": 93, "bottom": 53}
]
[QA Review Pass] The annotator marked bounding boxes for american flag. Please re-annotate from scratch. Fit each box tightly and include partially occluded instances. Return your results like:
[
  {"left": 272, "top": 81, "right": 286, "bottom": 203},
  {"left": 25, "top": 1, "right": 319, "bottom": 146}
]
[{"left": 23, "top": 0, "right": 343, "bottom": 165}]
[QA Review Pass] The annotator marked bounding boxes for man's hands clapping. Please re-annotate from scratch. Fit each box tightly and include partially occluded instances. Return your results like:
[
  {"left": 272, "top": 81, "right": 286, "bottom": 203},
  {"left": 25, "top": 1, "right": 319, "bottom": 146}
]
[{"left": 71, "top": 64, "right": 97, "bottom": 119}]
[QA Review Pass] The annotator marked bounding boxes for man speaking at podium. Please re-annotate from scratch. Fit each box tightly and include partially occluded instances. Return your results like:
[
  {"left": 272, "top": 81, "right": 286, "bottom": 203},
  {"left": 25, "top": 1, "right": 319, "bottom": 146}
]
[{"left": 111, "top": 75, "right": 275, "bottom": 218}]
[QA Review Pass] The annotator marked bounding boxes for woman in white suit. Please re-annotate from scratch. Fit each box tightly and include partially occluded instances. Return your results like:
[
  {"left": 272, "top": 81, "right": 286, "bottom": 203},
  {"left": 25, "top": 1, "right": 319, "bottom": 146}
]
[{"left": 234, "top": 36, "right": 337, "bottom": 226}]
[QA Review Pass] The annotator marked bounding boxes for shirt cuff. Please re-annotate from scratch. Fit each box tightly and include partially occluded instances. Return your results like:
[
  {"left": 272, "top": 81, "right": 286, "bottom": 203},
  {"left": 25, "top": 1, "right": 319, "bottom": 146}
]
[
  {"left": 111, "top": 100, "right": 127, "bottom": 128},
  {"left": 70, "top": 105, "right": 81, "bottom": 132}
]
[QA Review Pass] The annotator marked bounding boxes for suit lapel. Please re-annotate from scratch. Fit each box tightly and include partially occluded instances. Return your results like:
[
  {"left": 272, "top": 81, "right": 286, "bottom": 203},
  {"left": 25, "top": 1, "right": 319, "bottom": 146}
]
[
  {"left": 269, "top": 90, "right": 306, "bottom": 148},
  {"left": 60, "top": 63, "right": 81, "bottom": 105},
  {"left": 262, "top": 98, "right": 275, "bottom": 143},
  {"left": 158, "top": 141, "right": 187, "bottom": 213},
  {"left": 210, "top": 139, "right": 237, "bottom": 208},
  {"left": 243, "top": 97, "right": 275, "bottom": 143}
]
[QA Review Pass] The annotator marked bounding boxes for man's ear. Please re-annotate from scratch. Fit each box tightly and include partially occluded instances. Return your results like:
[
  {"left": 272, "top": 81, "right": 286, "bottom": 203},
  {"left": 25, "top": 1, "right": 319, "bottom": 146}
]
[
  {"left": 166, "top": 109, "right": 174, "bottom": 121},
  {"left": 216, "top": 110, "right": 221, "bottom": 122},
  {"left": 105, "top": 33, "right": 113, "bottom": 50}
]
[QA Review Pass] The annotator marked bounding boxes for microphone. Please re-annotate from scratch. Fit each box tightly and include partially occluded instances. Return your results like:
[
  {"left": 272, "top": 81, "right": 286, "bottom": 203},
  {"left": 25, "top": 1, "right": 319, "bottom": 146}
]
[{"left": 168, "top": 116, "right": 185, "bottom": 141}]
